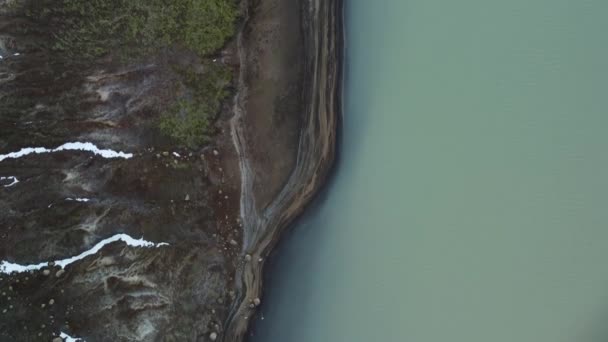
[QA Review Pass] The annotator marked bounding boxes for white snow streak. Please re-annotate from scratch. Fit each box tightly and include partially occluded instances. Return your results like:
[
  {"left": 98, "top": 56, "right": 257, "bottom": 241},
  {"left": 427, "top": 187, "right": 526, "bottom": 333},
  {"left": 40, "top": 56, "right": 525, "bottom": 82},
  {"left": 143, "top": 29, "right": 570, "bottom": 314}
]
[
  {"left": 1, "top": 176, "right": 19, "bottom": 187},
  {"left": 65, "top": 198, "right": 91, "bottom": 202},
  {"left": 0, "top": 234, "right": 169, "bottom": 274},
  {"left": 0, "top": 142, "right": 133, "bottom": 162}
]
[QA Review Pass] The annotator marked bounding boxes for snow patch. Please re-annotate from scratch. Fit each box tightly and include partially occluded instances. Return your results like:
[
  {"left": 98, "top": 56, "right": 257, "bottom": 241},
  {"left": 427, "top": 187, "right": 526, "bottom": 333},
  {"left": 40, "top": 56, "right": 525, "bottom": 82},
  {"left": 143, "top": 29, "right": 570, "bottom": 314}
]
[
  {"left": 0, "top": 52, "right": 22, "bottom": 61},
  {"left": 0, "top": 142, "right": 133, "bottom": 162},
  {"left": 0, "top": 234, "right": 169, "bottom": 274},
  {"left": 60, "top": 331, "right": 84, "bottom": 342},
  {"left": 65, "top": 198, "right": 91, "bottom": 202},
  {"left": 1, "top": 176, "right": 19, "bottom": 187}
]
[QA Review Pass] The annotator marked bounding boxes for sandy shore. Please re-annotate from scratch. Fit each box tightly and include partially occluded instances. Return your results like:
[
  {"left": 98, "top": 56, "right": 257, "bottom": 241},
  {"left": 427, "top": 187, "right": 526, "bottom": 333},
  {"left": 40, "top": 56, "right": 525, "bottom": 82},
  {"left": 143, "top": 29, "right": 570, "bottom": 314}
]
[{"left": 225, "top": 0, "right": 343, "bottom": 340}]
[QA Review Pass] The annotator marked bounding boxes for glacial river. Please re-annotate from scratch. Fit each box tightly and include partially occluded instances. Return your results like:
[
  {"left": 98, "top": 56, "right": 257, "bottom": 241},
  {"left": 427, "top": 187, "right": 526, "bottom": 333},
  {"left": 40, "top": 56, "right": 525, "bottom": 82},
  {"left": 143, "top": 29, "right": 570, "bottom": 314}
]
[{"left": 251, "top": 0, "right": 608, "bottom": 341}]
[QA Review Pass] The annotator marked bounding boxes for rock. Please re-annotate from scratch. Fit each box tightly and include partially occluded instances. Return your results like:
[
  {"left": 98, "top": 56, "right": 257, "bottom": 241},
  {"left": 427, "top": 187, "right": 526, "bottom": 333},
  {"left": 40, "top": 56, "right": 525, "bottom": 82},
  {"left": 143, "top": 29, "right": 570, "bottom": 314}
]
[
  {"left": 209, "top": 332, "right": 218, "bottom": 341},
  {"left": 185, "top": 194, "right": 190, "bottom": 201},
  {"left": 229, "top": 239, "right": 238, "bottom": 246},
  {"left": 217, "top": 298, "right": 224, "bottom": 304},
  {"left": 253, "top": 298, "right": 261, "bottom": 306},
  {"left": 258, "top": 257, "right": 263, "bottom": 263},
  {"left": 162, "top": 151, "right": 169, "bottom": 156},
  {"left": 213, "top": 149, "right": 219, "bottom": 156},
  {"left": 42, "top": 269, "right": 50, "bottom": 276},
  {"left": 55, "top": 269, "right": 65, "bottom": 277},
  {"left": 52, "top": 337, "right": 63, "bottom": 342},
  {"left": 49, "top": 299, "right": 55, "bottom": 305},
  {"left": 244, "top": 254, "right": 252, "bottom": 262}
]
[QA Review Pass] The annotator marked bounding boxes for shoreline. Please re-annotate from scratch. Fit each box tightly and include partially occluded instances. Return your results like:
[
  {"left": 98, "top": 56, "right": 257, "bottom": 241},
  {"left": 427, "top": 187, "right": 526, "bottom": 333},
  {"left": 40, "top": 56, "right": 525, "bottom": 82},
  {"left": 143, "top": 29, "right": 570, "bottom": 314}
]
[{"left": 224, "top": 0, "right": 344, "bottom": 340}]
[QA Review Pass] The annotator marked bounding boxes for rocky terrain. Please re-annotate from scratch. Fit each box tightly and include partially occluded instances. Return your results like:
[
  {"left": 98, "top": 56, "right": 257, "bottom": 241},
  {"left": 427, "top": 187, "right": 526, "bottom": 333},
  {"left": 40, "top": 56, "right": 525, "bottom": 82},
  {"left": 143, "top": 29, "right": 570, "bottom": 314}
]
[{"left": 0, "top": 0, "right": 342, "bottom": 340}]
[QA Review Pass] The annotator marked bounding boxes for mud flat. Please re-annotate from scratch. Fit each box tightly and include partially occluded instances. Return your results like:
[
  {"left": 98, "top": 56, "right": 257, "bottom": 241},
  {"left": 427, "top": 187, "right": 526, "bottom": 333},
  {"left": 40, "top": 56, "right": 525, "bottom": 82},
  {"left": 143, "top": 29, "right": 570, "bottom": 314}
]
[{"left": 225, "top": 0, "right": 343, "bottom": 340}]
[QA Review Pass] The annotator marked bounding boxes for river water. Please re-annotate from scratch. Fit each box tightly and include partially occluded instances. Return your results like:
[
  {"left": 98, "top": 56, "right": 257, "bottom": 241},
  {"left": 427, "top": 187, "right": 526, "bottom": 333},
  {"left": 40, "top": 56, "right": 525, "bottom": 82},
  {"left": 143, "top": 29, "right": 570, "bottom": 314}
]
[{"left": 251, "top": 1, "right": 608, "bottom": 341}]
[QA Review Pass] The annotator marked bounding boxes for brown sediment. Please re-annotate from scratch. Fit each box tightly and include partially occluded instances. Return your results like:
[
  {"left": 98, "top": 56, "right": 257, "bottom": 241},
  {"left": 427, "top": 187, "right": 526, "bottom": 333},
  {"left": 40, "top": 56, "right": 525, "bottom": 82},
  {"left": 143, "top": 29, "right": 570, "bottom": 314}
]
[{"left": 225, "top": 0, "right": 343, "bottom": 340}]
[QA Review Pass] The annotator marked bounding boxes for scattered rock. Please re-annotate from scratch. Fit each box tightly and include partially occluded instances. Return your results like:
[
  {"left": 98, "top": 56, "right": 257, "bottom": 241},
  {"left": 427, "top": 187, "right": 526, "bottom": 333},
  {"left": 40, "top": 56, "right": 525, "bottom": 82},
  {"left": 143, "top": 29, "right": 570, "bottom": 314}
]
[
  {"left": 253, "top": 298, "right": 261, "bottom": 306},
  {"left": 209, "top": 332, "right": 218, "bottom": 341}
]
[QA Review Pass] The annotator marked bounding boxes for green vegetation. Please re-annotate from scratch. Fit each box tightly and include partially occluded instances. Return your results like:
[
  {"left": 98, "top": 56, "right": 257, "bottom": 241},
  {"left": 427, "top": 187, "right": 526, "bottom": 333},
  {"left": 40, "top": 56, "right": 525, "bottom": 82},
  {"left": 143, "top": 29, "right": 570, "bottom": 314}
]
[
  {"left": 23, "top": 0, "right": 238, "bottom": 59},
  {"left": 159, "top": 63, "right": 232, "bottom": 147},
  {"left": 18, "top": 0, "right": 237, "bottom": 148}
]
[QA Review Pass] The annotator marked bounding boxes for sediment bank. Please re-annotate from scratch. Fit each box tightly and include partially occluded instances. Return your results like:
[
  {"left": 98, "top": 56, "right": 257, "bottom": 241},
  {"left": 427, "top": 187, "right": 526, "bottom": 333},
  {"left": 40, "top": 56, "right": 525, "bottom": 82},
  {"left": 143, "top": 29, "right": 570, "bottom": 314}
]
[{"left": 225, "top": 0, "right": 343, "bottom": 340}]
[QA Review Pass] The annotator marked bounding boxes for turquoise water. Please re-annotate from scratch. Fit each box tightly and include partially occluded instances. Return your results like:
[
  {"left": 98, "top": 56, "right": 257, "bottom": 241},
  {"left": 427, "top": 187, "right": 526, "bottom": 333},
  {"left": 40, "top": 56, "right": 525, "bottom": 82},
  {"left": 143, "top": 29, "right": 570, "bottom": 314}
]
[{"left": 251, "top": 1, "right": 608, "bottom": 341}]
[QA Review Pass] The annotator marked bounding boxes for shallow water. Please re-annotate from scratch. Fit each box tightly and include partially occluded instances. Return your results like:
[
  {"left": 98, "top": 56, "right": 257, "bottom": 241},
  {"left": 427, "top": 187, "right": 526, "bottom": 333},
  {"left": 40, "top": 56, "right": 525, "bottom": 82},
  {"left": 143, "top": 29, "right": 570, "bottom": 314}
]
[{"left": 252, "top": 1, "right": 608, "bottom": 341}]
